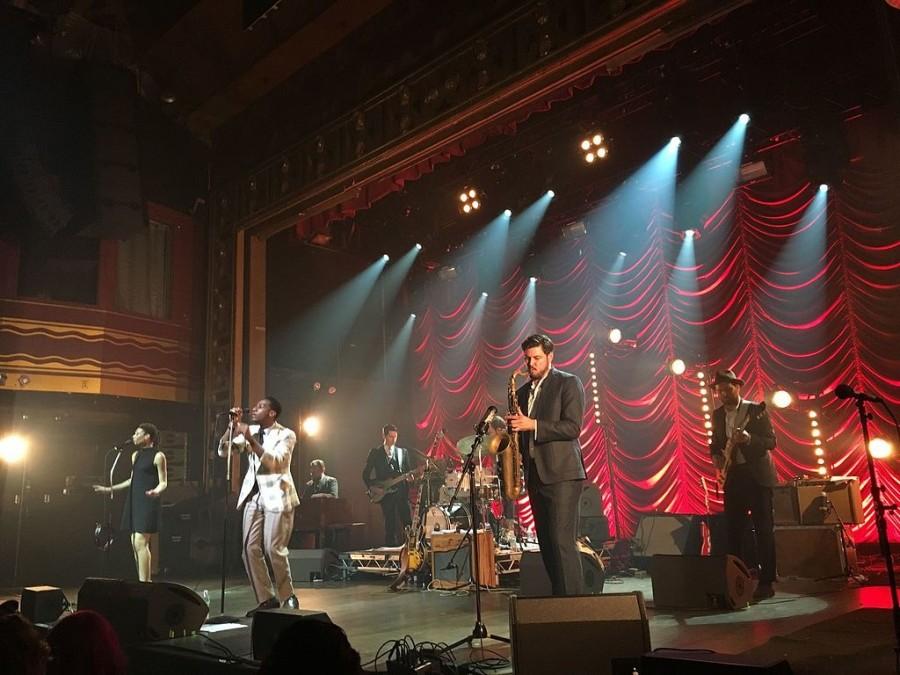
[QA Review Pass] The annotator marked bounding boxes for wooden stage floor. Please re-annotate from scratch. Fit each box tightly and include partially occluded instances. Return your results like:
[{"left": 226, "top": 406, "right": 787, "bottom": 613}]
[{"left": 4, "top": 573, "right": 898, "bottom": 673}]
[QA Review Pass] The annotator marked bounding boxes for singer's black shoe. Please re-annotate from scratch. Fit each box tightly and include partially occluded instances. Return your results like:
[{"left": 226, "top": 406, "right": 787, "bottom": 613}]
[
  {"left": 246, "top": 597, "right": 279, "bottom": 617},
  {"left": 282, "top": 594, "right": 300, "bottom": 609}
]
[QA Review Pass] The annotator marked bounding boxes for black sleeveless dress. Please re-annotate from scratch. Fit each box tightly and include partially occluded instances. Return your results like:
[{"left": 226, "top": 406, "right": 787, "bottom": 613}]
[{"left": 121, "top": 447, "right": 161, "bottom": 534}]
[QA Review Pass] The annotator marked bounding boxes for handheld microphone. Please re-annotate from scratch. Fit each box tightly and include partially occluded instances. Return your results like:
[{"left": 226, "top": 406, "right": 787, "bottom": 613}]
[
  {"left": 835, "top": 384, "right": 883, "bottom": 403},
  {"left": 475, "top": 405, "right": 498, "bottom": 434},
  {"left": 115, "top": 439, "right": 134, "bottom": 450},
  {"left": 217, "top": 408, "right": 252, "bottom": 418}
]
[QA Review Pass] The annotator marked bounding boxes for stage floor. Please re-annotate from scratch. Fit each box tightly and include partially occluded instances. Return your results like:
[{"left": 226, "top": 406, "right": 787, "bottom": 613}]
[{"left": 4, "top": 573, "right": 898, "bottom": 672}]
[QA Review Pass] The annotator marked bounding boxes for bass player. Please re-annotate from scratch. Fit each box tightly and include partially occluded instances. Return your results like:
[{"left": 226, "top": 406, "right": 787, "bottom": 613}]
[{"left": 362, "top": 424, "right": 414, "bottom": 546}]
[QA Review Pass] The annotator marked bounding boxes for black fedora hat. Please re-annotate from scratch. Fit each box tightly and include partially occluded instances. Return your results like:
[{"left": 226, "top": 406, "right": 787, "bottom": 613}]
[{"left": 713, "top": 369, "right": 745, "bottom": 386}]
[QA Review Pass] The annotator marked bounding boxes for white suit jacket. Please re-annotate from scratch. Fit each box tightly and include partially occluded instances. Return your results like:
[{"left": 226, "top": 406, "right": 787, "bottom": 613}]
[{"left": 218, "top": 421, "right": 299, "bottom": 512}]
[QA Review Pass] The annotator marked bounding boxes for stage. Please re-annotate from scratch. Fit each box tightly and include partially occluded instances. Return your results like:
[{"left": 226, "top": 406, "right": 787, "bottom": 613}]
[{"left": 4, "top": 573, "right": 897, "bottom": 673}]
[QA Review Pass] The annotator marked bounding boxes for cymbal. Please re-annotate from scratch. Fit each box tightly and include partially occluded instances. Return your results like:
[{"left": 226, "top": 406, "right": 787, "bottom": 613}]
[{"left": 456, "top": 435, "right": 483, "bottom": 455}]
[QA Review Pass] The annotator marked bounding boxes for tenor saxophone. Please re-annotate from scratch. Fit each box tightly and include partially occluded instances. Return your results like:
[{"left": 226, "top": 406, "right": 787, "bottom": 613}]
[{"left": 488, "top": 369, "right": 525, "bottom": 501}]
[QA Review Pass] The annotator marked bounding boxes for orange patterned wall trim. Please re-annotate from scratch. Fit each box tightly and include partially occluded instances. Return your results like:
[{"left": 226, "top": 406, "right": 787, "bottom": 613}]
[{"left": 0, "top": 298, "right": 196, "bottom": 402}]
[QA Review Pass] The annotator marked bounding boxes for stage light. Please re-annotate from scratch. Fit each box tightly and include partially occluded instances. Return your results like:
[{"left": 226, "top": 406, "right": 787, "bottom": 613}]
[
  {"left": 410, "top": 313, "right": 416, "bottom": 319},
  {"left": 618, "top": 251, "right": 627, "bottom": 257},
  {"left": 503, "top": 209, "right": 512, "bottom": 217},
  {"left": 302, "top": 416, "right": 322, "bottom": 437},
  {"left": 561, "top": 220, "right": 587, "bottom": 239},
  {"left": 0, "top": 434, "right": 28, "bottom": 464},
  {"left": 682, "top": 229, "right": 698, "bottom": 240},
  {"left": 382, "top": 254, "right": 390, "bottom": 261},
  {"left": 817, "top": 466, "right": 827, "bottom": 476},
  {"left": 580, "top": 131, "right": 609, "bottom": 164},
  {"left": 608, "top": 328, "right": 622, "bottom": 344},
  {"left": 739, "top": 113, "right": 750, "bottom": 124},
  {"left": 458, "top": 186, "right": 483, "bottom": 214},
  {"left": 529, "top": 276, "right": 537, "bottom": 283},
  {"left": 546, "top": 189, "right": 555, "bottom": 198},
  {"left": 327, "top": 386, "right": 337, "bottom": 395},
  {"left": 670, "top": 136, "right": 681, "bottom": 147},
  {"left": 669, "top": 358, "right": 686, "bottom": 376},
  {"left": 481, "top": 292, "right": 488, "bottom": 298},
  {"left": 869, "top": 437, "right": 894, "bottom": 459},
  {"left": 697, "top": 371, "right": 705, "bottom": 380},
  {"left": 808, "top": 410, "right": 818, "bottom": 419},
  {"left": 415, "top": 243, "right": 423, "bottom": 250},
  {"left": 819, "top": 184, "right": 829, "bottom": 192},
  {"left": 771, "top": 389, "right": 793, "bottom": 409}
]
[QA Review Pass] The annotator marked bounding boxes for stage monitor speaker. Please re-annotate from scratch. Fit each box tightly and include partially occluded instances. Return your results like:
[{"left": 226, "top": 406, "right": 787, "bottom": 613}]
[
  {"left": 775, "top": 525, "right": 854, "bottom": 579},
  {"left": 251, "top": 607, "right": 332, "bottom": 661},
  {"left": 650, "top": 554, "right": 754, "bottom": 610},
  {"left": 287, "top": 548, "right": 338, "bottom": 582},
  {"left": 77, "top": 578, "right": 208, "bottom": 644},
  {"left": 21, "top": 586, "right": 68, "bottom": 624},
  {"left": 509, "top": 592, "right": 650, "bottom": 675},
  {"left": 640, "top": 649, "right": 793, "bottom": 674},
  {"left": 519, "top": 545, "right": 605, "bottom": 597}
]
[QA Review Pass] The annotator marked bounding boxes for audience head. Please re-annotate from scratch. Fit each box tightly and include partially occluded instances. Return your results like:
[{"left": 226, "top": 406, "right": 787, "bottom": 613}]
[
  {"left": 47, "top": 610, "right": 126, "bottom": 675},
  {"left": 0, "top": 612, "right": 50, "bottom": 675},
  {"left": 259, "top": 619, "right": 362, "bottom": 675}
]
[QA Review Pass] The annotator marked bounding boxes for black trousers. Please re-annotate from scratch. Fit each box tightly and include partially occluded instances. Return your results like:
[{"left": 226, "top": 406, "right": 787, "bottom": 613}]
[
  {"left": 380, "top": 491, "right": 411, "bottom": 547},
  {"left": 527, "top": 459, "right": 584, "bottom": 596},
  {"left": 724, "top": 465, "right": 776, "bottom": 583}
]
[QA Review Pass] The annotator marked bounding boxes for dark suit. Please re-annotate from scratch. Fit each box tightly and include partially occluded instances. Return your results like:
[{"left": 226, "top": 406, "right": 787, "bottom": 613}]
[
  {"left": 516, "top": 367, "right": 586, "bottom": 595},
  {"left": 362, "top": 446, "right": 412, "bottom": 546},
  {"left": 709, "top": 400, "right": 778, "bottom": 584}
]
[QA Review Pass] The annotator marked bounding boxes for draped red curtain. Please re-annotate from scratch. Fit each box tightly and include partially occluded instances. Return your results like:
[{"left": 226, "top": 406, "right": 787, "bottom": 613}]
[{"left": 413, "top": 112, "right": 900, "bottom": 542}]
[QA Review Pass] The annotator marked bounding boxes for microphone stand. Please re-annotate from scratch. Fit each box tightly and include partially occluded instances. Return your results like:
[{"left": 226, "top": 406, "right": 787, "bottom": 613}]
[
  {"left": 850, "top": 395, "right": 900, "bottom": 672},
  {"left": 99, "top": 445, "right": 126, "bottom": 576},
  {"left": 211, "top": 414, "right": 239, "bottom": 619},
  {"left": 445, "top": 427, "right": 509, "bottom": 650}
]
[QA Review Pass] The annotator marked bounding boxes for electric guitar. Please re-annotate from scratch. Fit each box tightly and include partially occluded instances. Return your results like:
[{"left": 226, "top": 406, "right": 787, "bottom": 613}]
[
  {"left": 390, "top": 431, "right": 444, "bottom": 590},
  {"left": 366, "top": 465, "right": 424, "bottom": 503},
  {"left": 718, "top": 402, "right": 767, "bottom": 483}
]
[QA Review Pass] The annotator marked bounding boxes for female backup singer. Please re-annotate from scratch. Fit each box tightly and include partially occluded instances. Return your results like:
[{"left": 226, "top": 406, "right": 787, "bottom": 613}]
[{"left": 93, "top": 423, "right": 167, "bottom": 581}]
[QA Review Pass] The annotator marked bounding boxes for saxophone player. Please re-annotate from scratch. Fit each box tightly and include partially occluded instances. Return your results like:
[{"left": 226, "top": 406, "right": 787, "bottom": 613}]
[{"left": 507, "top": 333, "right": 586, "bottom": 596}]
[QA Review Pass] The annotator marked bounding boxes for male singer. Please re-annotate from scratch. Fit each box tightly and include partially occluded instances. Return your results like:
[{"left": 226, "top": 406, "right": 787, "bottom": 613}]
[
  {"left": 219, "top": 396, "right": 300, "bottom": 615},
  {"left": 507, "top": 333, "right": 586, "bottom": 595},
  {"left": 709, "top": 369, "right": 778, "bottom": 600},
  {"left": 362, "top": 424, "right": 413, "bottom": 546}
]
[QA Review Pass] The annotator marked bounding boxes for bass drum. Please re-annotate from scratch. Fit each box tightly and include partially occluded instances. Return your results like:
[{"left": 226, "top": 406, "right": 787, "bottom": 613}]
[{"left": 423, "top": 503, "right": 472, "bottom": 540}]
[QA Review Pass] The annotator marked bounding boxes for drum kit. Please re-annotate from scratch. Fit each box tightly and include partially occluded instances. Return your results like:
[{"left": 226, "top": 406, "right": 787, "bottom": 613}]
[{"left": 417, "top": 434, "right": 512, "bottom": 545}]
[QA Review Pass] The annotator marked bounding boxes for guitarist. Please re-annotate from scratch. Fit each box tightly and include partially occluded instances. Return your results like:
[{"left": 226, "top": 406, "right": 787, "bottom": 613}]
[
  {"left": 362, "top": 424, "right": 413, "bottom": 546},
  {"left": 709, "top": 369, "right": 778, "bottom": 600}
]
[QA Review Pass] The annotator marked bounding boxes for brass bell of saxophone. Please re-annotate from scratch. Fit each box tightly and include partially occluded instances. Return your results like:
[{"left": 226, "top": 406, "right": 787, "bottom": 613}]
[{"left": 486, "top": 369, "right": 525, "bottom": 502}]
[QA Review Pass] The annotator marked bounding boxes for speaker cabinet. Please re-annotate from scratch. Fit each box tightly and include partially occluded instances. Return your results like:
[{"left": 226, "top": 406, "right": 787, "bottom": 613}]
[
  {"left": 77, "top": 578, "right": 208, "bottom": 644},
  {"left": 519, "top": 545, "right": 605, "bottom": 596},
  {"left": 775, "top": 525, "right": 855, "bottom": 579},
  {"left": 251, "top": 607, "right": 331, "bottom": 661},
  {"left": 773, "top": 478, "right": 863, "bottom": 525},
  {"left": 650, "top": 554, "right": 754, "bottom": 610},
  {"left": 287, "top": 549, "right": 338, "bottom": 582},
  {"left": 21, "top": 586, "right": 67, "bottom": 624},
  {"left": 509, "top": 592, "right": 650, "bottom": 675}
]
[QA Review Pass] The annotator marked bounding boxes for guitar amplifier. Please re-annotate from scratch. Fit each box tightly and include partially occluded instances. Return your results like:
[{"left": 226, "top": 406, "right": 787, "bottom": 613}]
[
  {"left": 773, "top": 477, "right": 863, "bottom": 525},
  {"left": 775, "top": 524, "right": 856, "bottom": 579}
]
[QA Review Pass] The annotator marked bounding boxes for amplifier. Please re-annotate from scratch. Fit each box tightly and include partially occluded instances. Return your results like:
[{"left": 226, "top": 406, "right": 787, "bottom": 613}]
[
  {"left": 430, "top": 530, "right": 496, "bottom": 588},
  {"left": 775, "top": 524, "right": 856, "bottom": 579},
  {"left": 773, "top": 477, "right": 862, "bottom": 525}
]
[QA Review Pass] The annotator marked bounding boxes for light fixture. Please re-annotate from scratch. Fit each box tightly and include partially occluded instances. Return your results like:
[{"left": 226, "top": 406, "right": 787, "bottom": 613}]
[
  {"left": 546, "top": 189, "right": 555, "bottom": 198},
  {"left": 669, "top": 359, "right": 686, "bottom": 376},
  {"left": 415, "top": 243, "right": 423, "bottom": 250},
  {"left": 17, "top": 375, "right": 30, "bottom": 387},
  {"left": 0, "top": 434, "right": 28, "bottom": 464},
  {"left": 681, "top": 229, "right": 699, "bottom": 240},
  {"left": 382, "top": 254, "right": 390, "bottom": 261},
  {"left": 670, "top": 136, "right": 682, "bottom": 147},
  {"left": 819, "top": 184, "right": 829, "bottom": 193},
  {"left": 302, "top": 416, "right": 322, "bottom": 437},
  {"left": 618, "top": 251, "right": 627, "bottom": 258},
  {"left": 458, "top": 186, "right": 483, "bottom": 214},
  {"left": 738, "top": 113, "right": 750, "bottom": 124},
  {"left": 869, "top": 437, "right": 894, "bottom": 459},
  {"left": 580, "top": 131, "right": 609, "bottom": 164},
  {"left": 503, "top": 209, "right": 512, "bottom": 217},
  {"left": 771, "top": 389, "right": 793, "bottom": 409},
  {"left": 529, "top": 276, "right": 538, "bottom": 283},
  {"left": 410, "top": 313, "right": 417, "bottom": 319},
  {"left": 481, "top": 292, "right": 488, "bottom": 298},
  {"left": 327, "top": 386, "right": 337, "bottom": 395},
  {"left": 607, "top": 328, "right": 622, "bottom": 345}
]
